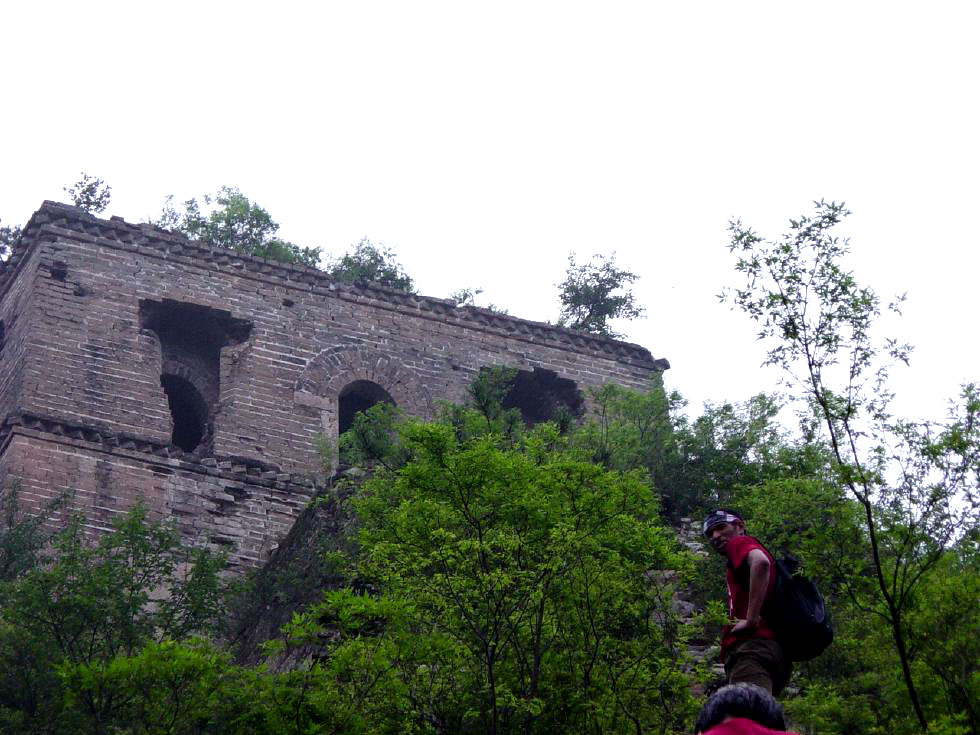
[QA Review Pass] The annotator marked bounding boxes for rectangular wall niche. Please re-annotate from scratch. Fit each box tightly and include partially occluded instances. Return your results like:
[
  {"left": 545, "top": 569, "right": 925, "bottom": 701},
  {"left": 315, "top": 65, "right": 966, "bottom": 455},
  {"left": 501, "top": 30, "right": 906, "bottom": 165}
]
[{"left": 139, "top": 299, "right": 252, "bottom": 455}]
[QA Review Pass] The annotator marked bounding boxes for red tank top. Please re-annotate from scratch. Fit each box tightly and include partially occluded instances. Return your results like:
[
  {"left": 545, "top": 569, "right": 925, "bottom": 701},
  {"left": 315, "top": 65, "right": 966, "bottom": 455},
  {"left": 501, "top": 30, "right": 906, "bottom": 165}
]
[{"left": 721, "top": 535, "right": 778, "bottom": 658}]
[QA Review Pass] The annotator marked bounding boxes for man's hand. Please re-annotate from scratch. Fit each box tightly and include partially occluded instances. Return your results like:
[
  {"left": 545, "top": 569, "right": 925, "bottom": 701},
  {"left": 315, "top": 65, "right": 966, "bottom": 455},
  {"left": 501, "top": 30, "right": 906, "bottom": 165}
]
[{"left": 730, "top": 616, "right": 761, "bottom": 635}]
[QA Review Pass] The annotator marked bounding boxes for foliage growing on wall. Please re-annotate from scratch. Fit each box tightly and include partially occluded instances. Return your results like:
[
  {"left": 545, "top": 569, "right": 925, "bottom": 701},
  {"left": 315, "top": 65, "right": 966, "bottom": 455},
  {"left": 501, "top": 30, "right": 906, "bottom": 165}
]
[
  {"left": 326, "top": 237, "right": 416, "bottom": 292},
  {"left": 557, "top": 252, "right": 644, "bottom": 338},
  {"left": 64, "top": 173, "right": 112, "bottom": 214},
  {"left": 151, "top": 186, "right": 322, "bottom": 268}
]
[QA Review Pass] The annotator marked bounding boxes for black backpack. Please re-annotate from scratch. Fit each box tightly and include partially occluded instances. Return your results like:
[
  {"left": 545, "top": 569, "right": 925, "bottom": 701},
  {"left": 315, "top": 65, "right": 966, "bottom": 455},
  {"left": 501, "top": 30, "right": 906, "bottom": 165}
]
[{"left": 763, "top": 555, "right": 834, "bottom": 661}]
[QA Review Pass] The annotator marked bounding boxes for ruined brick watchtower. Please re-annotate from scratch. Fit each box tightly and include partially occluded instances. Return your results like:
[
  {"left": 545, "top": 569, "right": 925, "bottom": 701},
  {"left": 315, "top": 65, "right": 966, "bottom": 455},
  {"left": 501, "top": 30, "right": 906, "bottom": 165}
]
[{"left": 0, "top": 202, "right": 669, "bottom": 568}]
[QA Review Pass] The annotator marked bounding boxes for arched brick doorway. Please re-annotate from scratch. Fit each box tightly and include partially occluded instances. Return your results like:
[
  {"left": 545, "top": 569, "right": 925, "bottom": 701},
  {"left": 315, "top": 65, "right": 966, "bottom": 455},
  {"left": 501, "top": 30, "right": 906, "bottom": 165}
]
[
  {"left": 338, "top": 380, "right": 396, "bottom": 434},
  {"left": 294, "top": 346, "right": 432, "bottom": 460}
]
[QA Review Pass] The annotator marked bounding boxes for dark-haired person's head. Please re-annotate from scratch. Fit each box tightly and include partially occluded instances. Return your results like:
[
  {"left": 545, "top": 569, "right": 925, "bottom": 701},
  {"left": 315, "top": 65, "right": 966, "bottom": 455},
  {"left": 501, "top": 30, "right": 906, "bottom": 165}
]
[
  {"left": 702, "top": 509, "right": 747, "bottom": 555},
  {"left": 702, "top": 508, "right": 745, "bottom": 537},
  {"left": 695, "top": 683, "right": 787, "bottom": 734}
]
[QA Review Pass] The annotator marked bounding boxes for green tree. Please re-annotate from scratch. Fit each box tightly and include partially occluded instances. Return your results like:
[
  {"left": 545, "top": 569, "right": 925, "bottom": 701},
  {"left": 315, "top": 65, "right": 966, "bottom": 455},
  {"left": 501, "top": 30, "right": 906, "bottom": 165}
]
[
  {"left": 575, "top": 380, "right": 676, "bottom": 478},
  {"left": 576, "top": 382, "right": 826, "bottom": 522},
  {"left": 446, "top": 287, "right": 510, "bottom": 314},
  {"left": 447, "top": 286, "right": 484, "bottom": 307},
  {"left": 60, "top": 639, "right": 237, "bottom": 735},
  {"left": 902, "top": 537, "right": 980, "bottom": 735},
  {"left": 464, "top": 365, "right": 520, "bottom": 432},
  {"left": 0, "top": 219, "right": 20, "bottom": 260},
  {"left": 270, "top": 590, "right": 422, "bottom": 734},
  {"left": 0, "top": 483, "right": 68, "bottom": 582},
  {"left": 64, "top": 172, "right": 112, "bottom": 214},
  {"left": 557, "top": 252, "right": 644, "bottom": 338},
  {"left": 153, "top": 187, "right": 321, "bottom": 268},
  {"left": 0, "top": 172, "right": 109, "bottom": 260},
  {"left": 725, "top": 200, "right": 980, "bottom": 733},
  {"left": 304, "top": 398, "right": 699, "bottom": 734},
  {"left": 326, "top": 238, "right": 415, "bottom": 292},
  {"left": 730, "top": 467, "right": 979, "bottom": 735},
  {"left": 337, "top": 400, "right": 410, "bottom": 471},
  {"left": 0, "top": 505, "right": 226, "bottom": 732}
]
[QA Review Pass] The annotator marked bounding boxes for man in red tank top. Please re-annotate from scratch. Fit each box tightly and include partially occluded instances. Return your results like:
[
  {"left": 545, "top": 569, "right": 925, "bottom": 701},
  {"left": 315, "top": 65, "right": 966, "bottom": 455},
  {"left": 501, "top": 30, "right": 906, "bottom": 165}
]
[{"left": 703, "top": 509, "right": 791, "bottom": 695}]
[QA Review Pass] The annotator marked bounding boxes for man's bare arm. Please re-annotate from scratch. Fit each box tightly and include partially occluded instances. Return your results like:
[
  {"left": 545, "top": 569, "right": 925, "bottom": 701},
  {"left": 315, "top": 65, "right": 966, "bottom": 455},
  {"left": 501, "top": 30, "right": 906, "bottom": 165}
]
[{"left": 732, "top": 548, "right": 770, "bottom": 634}]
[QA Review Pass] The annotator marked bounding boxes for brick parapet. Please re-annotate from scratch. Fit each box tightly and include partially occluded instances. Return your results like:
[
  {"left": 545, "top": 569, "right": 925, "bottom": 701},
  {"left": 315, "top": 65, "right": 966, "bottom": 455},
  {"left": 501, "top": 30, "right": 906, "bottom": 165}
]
[{"left": 2, "top": 202, "right": 668, "bottom": 371}]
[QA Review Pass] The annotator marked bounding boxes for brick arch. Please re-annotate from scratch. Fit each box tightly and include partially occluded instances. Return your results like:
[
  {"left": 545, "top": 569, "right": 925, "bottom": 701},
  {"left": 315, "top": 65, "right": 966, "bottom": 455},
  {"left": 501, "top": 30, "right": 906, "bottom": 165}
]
[
  {"left": 160, "top": 351, "right": 218, "bottom": 407},
  {"left": 294, "top": 346, "right": 432, "bottom": 437}
]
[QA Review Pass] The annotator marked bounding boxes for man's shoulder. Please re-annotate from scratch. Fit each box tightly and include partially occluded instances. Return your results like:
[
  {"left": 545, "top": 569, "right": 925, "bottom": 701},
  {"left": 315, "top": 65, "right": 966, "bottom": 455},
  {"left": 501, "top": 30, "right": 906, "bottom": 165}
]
[
  {"left": 704, "top": 717, "right": 797, "bottom": 735},
  {"left": 725, "top": 535, "right": 771, "bottom": 566},
  {"left": 730, "top": 535, "right": 768, "bottom": 552}
]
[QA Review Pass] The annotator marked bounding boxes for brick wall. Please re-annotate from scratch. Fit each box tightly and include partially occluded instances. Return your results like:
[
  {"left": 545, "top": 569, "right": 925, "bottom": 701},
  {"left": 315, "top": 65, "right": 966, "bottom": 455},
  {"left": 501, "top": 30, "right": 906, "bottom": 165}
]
[
  {"left": 0, "top": 427, "right": 315, "bottom": 569},
  {"left": 0, "top": 244, "right": 41, "bottom": 423},
  {"left": 0, "top": 202, "right": 669, "bottom": 568}
]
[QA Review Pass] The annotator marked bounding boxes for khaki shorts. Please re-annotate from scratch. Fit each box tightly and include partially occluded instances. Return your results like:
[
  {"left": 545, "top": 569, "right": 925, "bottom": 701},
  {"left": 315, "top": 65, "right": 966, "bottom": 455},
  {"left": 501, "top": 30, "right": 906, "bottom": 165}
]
[{"left": 724, "top": 638, "right": 792, "bottom": 696}]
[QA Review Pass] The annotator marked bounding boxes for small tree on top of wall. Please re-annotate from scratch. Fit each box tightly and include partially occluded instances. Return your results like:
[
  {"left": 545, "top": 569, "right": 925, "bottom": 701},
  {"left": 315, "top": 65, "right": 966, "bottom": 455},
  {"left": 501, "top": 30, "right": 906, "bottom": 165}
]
[
  {"left": 557, "top": 252, "right": 645, "bottom": 338},
  {"left": 64, "top": 173, "right": 112, "bottom": 214},
  {"left": 152, "top": 187, "right": 322, "bottom": 268}
]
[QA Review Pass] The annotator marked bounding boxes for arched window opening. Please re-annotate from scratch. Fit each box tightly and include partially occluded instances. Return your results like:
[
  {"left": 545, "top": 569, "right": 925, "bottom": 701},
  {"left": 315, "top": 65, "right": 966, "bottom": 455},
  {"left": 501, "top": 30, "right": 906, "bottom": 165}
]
[
  {"left": 161, "top": 374, "right": 209, "bottom": 452},
  {"left": 140, "top": 299, "right": 252, "bottom": 455},
  {"left": 338, "top": 380, "right": 395, "bottom": 434},
  {"left": 494, "top": 366, "right": 585, "bottom": 426}
]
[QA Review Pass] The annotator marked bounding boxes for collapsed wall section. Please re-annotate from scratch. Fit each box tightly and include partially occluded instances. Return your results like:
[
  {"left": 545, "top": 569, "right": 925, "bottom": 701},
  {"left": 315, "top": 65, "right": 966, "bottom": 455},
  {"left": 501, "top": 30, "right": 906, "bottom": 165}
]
[{"left": 0, "top": 202, "right": 669, "bottom": 567}]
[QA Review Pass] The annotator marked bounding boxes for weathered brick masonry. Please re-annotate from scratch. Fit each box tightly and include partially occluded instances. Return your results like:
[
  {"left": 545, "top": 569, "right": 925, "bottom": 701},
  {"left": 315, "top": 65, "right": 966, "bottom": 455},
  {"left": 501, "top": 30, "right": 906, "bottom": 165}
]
[{"left": 0, "top": 201, "right": 669, "bottom": 568}]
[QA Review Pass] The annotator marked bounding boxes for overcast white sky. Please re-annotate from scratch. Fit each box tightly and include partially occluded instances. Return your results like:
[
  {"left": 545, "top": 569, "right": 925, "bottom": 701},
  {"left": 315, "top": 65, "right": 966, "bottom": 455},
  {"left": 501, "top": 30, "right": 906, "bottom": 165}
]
[{"left": 2, "top": 1, "right": 977, "bottom": 424}]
